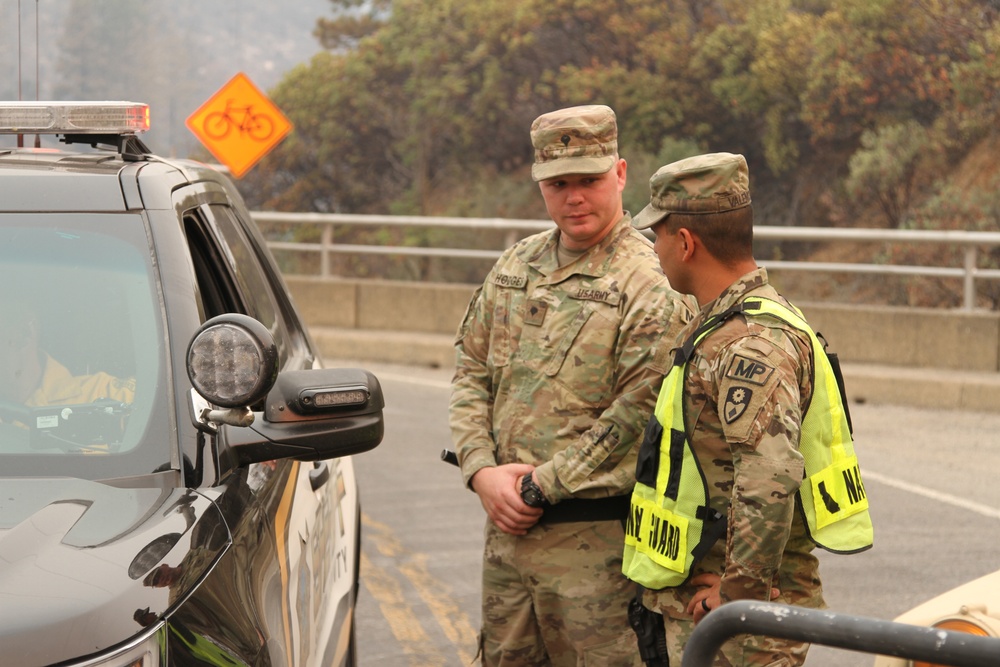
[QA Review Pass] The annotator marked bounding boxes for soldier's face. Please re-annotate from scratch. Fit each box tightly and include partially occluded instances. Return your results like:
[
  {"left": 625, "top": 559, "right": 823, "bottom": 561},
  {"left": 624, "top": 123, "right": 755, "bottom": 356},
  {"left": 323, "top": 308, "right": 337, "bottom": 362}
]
[
  {"left": 538, "top": 159, "right": 627, "bottom": 251},
  {"left": 653, "top": 223, "right": 690, "bottom": 294}
]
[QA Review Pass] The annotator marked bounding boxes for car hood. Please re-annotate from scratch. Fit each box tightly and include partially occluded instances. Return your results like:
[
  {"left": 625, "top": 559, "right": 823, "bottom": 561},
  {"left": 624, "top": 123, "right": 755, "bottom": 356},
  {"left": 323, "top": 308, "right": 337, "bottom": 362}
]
[{"left": 0, "top": 477, "right": 230, "bottom": 667}]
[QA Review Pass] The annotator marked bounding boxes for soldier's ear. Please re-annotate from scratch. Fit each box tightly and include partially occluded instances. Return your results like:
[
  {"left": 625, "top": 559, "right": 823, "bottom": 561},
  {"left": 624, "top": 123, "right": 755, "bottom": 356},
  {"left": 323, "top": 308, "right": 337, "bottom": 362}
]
[{"left": 678, "top": 228, "right": 695, "bottom": 261}]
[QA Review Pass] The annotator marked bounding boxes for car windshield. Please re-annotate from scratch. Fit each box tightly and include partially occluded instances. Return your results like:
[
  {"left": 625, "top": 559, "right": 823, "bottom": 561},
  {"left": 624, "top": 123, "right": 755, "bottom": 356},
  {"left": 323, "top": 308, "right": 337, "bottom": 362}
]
[{"left": 0, "top": 214, "right": 172, "bottom": 480}]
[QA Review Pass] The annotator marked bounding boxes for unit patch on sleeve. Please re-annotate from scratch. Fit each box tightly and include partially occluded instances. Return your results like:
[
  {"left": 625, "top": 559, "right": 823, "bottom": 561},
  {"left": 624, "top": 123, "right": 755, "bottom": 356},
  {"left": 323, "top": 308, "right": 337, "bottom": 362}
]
[
  {"left": 718, "top": 359, "right": 781, "bottom": 444},
  {"left": 724, "top": 354, "right": 775, "bottom": 386},
  {"left": 723, "top": 386, "right": 753, "bottom": 424}
]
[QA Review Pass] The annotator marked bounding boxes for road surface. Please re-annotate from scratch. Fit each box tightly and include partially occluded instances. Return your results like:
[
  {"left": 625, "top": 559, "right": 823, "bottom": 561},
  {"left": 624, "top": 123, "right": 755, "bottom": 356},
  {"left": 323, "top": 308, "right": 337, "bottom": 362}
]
[{"left": 340, "top": 360, "right": 1000, "bottom": 666}]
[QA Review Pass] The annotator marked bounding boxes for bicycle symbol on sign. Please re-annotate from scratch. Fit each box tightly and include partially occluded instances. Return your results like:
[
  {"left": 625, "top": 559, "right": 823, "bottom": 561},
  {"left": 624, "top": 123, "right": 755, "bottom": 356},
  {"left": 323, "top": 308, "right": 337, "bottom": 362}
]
[{"left": 203, "top": 99, "right": 275, "bottom": 141}]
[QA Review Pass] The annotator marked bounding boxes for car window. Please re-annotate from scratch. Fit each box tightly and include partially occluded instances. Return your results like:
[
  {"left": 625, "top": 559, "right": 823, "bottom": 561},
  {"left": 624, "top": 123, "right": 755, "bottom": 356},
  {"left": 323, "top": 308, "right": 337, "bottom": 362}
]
[
  {"left": 208, "top": 205, "right": 293, "bottom": 364},
  {"left": 184, "top": 211, "right": 243, "bottom": 322},
  {"left": 0, "top": 214, "right": 170, "bottom": 478}
]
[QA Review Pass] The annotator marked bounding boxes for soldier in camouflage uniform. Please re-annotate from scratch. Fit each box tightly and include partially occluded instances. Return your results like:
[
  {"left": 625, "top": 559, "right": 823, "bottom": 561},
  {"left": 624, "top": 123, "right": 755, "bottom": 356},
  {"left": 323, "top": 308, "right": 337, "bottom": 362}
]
[
  {"left": 624, "top": 153, "right": 872, "bottom": 666},
  {"left": 449, "top": 105, "right": 695, "bottom": 666}
]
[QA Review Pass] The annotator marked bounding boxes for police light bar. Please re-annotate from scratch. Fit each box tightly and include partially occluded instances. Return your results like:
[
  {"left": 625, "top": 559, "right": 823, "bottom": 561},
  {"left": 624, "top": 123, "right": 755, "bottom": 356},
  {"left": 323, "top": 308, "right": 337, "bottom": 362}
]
[{"left": 0, "top": 101, "right": 150, "bottom": 135}]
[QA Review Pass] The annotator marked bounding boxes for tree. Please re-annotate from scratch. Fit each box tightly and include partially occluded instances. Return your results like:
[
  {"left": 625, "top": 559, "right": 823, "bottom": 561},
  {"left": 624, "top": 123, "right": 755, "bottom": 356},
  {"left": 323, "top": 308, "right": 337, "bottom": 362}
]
[
  {"left": 944, "top": 10, "right": 1000, "bottom": 150},
  {"left": 801, "top": 0, "right": 973, "bottom": 144},
  {"left": 844, "top": 120, "right": 932, "bottom": 227},
  {"left": 242, "top": 0, "right": 999, "bottom": 246}
]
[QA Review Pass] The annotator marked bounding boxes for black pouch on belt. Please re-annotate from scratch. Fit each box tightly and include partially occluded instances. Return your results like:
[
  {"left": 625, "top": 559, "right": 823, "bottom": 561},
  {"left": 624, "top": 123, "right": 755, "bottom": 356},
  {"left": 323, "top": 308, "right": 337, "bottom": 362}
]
[{"left": 628, "top": 586, "right": 669, "bottom": 666}]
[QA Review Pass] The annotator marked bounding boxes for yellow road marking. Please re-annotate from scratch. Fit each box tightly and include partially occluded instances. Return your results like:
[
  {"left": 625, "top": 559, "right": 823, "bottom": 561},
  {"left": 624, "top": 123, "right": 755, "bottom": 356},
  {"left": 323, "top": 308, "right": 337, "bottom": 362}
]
[
  {"left": 360, "top": 549, "right": 443, "bottom": 663},
  {"left": 398, "top": 552, "right": 478, "bottom": 665},
  {"left": 362, "top": 514, "right": 477, "bottom": 664}
]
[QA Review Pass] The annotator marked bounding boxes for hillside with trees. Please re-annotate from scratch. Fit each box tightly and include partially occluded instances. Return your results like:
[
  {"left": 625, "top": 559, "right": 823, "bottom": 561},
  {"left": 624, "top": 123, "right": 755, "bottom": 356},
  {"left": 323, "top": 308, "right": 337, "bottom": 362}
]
[
  {"left": 3, "top": 0, "right": 997, "bottom": 306},
  {"left": 236, "top": 0, "right": 1000, "bottom": 306}
]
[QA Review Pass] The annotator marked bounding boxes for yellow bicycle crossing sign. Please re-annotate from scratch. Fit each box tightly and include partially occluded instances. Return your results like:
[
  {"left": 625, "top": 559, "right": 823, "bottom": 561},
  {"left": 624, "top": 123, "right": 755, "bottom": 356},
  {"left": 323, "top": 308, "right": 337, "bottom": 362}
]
[{"left": 186, "top": 72, "right": 292, "bottom": 178}]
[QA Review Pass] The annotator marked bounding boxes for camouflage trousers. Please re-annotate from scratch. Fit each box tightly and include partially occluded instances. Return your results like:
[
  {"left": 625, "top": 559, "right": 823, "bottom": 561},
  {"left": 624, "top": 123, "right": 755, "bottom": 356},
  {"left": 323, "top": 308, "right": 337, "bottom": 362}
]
[
  {"left": 658, "top": 609, "right": 809, "bottom": 666},
  {"left": 481, "top": 519, "right": 642, "bottom": 667}
]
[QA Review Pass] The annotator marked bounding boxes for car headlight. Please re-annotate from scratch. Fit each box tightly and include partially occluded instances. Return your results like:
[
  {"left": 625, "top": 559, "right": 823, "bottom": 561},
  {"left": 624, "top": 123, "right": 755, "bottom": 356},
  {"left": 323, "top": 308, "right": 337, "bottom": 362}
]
[
  {"left": 912, "top": 616, "right": 994, "bottom": 667},
  {"left": 77, "top": 623, "right": 166, "bottom": 667}
]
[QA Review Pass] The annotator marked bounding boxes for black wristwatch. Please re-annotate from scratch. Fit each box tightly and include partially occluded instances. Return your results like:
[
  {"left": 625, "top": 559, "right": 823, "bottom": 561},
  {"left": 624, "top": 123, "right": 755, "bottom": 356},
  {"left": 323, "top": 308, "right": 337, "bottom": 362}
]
[{"left": 520, "top": 474, "right": 548, "bottom": 508}]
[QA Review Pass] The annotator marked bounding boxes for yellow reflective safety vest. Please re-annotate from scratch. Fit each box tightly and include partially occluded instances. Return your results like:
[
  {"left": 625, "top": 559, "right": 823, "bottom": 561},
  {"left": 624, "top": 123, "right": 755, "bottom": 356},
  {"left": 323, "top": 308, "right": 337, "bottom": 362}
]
[{"left": 622, "top": 297, "right": 874, "bottom": 589}]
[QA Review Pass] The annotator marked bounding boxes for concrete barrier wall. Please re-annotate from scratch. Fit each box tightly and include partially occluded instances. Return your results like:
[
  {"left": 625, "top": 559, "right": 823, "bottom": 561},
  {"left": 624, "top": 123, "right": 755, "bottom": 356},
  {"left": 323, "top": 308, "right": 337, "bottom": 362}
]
[
  {"left": 799, "top": 302, "right": 1000, "bottom": 372},
  {"left": 288, "top": 276, "right": 476, "bottom": 333},
  {"left": 286, "top": 276, "right": 1000, "bottom": 373}
]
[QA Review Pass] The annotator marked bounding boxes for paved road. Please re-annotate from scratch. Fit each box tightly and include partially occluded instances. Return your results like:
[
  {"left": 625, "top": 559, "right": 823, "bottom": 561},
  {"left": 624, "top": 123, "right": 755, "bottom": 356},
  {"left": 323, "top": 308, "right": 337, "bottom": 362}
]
[{"left": 340, "top": 359, "right": 1000, "bottom": 666}]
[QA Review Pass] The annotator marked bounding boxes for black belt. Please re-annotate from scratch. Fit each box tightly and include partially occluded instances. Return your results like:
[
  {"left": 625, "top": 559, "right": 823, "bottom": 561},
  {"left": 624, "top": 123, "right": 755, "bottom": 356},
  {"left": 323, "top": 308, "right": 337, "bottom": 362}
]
[{"left": 541, "top": 495, "right": 630, "bottom": 524}]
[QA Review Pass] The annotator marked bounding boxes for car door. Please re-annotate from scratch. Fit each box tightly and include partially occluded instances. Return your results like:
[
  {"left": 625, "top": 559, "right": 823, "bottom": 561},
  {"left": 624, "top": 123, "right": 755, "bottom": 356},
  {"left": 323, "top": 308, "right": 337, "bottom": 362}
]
[{"left": 183, "top": 200, "right": 347, "bottom": 666}]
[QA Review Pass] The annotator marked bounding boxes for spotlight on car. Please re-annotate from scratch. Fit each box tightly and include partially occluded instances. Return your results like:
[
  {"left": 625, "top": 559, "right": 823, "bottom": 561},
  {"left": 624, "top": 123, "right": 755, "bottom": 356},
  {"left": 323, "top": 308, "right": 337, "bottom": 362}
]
[{"left": 187, "top": 314, "right": 279, "bottom": 409}]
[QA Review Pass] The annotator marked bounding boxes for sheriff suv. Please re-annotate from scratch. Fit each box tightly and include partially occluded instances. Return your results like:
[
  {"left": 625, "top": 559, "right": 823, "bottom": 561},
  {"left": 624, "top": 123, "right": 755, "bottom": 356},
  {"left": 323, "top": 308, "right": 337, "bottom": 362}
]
[{"left": 0, "top": 102, "right": 382, "bottom": 666}]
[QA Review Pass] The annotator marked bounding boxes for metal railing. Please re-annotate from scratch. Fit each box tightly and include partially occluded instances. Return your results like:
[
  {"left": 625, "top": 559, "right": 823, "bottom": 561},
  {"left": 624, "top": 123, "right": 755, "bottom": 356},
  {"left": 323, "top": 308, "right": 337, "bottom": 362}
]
[
  {"left": 252, "top": 212, "right": 1000, "bottom": 311},
  {"left": 682, "top": 600, "right": 1000, "bottom": 667}
]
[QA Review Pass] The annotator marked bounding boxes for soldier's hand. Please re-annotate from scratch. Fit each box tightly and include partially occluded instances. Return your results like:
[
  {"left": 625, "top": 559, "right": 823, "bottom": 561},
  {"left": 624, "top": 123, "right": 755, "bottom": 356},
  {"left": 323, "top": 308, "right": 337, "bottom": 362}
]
[
  {"left": 688, "top": 573, "right": 722, "bottom": 623},
  {"left": 470, "top": 464, "right": 543, "bottom": 535},
  {"left": 687, "top": 572, "right": 782, "bottom": 624}
]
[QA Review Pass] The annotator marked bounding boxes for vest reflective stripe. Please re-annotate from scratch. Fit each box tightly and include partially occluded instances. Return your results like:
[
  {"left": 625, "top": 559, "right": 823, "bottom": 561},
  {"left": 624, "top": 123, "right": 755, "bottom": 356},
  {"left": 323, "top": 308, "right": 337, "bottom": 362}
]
[
  {"left": 750, "top": 299, "right": 874, "bottom": 553},
  {"left": 623, "top": 325, "right": 719, "bottom": 588},
  {"left": 622, "top": 297, "right": 873, "bottom": 590}
]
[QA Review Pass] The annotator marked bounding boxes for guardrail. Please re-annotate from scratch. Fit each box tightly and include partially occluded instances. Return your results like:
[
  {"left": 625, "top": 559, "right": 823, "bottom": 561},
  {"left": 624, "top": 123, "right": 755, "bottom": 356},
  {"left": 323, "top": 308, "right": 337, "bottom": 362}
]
[
  {"left": 252, "top": 212, "right": 1000, "bottom": 311},
  {"left": 682, "top": 601, "right": 1000, "bottom": 667}
]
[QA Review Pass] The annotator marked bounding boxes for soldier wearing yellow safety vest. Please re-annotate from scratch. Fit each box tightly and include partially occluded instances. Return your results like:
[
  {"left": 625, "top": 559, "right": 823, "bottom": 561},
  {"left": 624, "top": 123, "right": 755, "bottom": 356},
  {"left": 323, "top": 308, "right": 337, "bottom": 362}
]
[{"left": 624, "top": 153, "right": 874, "bottom": 667}]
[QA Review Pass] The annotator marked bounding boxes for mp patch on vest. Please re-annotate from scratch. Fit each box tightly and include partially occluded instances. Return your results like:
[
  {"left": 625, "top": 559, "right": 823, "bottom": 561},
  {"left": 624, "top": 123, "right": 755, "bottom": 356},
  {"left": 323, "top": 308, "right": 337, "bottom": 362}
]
[{"left": 723, "top": 386, "right": 753, "bottom": 424}]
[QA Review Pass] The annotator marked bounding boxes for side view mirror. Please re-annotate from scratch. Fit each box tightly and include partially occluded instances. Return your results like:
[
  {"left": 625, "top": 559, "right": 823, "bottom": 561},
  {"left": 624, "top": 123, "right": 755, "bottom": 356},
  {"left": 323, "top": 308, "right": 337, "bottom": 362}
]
[{"left": 185, "top": 314, "right": 384, "bottom": 468}]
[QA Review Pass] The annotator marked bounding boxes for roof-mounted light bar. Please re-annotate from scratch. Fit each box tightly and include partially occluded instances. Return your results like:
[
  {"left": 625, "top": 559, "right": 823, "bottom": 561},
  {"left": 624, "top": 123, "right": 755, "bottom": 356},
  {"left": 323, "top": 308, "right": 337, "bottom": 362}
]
[{"left": 0, "top": 101, "right": 150, "bottom": 135}]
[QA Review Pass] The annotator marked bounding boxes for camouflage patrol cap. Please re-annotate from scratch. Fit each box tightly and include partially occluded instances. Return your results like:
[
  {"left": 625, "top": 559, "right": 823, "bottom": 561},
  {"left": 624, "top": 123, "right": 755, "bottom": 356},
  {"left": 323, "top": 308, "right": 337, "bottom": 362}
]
[
  {"left": 530, "top": 105, "right": 619, "bottom": 182},
  {"left": 632, "top": 152, "right": 751, "bottom": 230}
]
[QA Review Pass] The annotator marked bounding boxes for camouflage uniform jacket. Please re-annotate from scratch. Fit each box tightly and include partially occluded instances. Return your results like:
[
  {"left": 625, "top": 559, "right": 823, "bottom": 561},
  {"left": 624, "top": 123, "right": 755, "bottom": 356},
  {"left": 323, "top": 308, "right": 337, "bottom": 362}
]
[
  {"left": 450, "top": 214, "right": 694, "bottom": 503},
  {"left": 646, "top": 267, "right": 825, "bottom": 615}
]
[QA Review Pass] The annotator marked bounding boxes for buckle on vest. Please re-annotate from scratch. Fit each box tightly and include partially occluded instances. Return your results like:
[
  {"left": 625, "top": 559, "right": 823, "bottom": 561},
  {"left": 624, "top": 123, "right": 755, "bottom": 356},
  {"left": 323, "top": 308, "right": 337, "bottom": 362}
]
[{"left": 695, "top": 506, "right": 724, "bottom": 523}]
